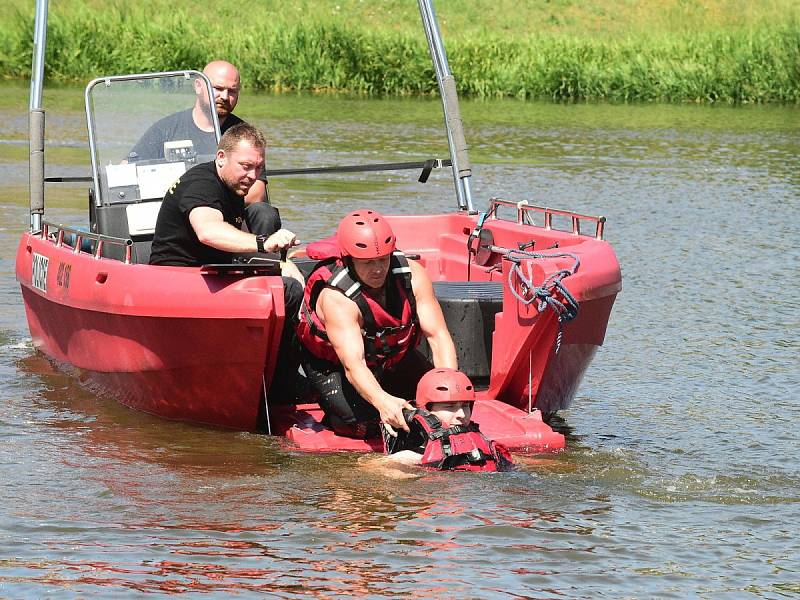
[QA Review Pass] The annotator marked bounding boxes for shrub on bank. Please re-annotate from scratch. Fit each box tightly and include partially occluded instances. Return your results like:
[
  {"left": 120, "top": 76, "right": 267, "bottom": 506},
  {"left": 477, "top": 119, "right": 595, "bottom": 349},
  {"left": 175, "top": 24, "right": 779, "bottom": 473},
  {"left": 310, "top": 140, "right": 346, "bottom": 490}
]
[{"left": 1, "top": 3, "right": 798, "bottom": 104}]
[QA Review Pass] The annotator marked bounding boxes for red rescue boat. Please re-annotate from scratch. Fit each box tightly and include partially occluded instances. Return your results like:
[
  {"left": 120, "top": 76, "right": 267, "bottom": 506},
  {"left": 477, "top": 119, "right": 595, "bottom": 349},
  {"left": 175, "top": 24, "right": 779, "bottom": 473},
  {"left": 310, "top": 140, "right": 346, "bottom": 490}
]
[{"left": 15, "top": 0, "right": 621, "bottom": 453}]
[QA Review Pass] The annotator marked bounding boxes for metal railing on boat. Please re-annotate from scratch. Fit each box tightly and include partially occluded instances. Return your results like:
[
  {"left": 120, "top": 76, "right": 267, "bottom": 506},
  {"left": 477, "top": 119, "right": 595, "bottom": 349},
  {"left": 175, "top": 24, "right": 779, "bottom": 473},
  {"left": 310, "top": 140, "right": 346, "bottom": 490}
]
[
  {"left": 486, "top": 198, "right": 606, "bottom": 241},
  {"left": 41, "top": 221, "right": 134, "bottom": 263}
]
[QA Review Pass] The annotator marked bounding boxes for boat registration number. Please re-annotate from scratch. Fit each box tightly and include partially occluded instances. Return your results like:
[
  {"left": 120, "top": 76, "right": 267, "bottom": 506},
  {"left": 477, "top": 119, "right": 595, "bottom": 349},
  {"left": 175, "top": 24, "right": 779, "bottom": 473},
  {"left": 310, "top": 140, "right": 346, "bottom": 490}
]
[{"left": 32, "top": 252, "right": 49, "bottom": 293}]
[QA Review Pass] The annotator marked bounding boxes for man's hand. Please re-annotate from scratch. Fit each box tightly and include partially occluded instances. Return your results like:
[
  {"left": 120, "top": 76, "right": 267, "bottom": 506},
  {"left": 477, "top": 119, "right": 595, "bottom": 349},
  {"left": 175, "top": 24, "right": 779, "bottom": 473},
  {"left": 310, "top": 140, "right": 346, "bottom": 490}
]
[
  {"left": 375, "top": 394, "right": 413, "bottom": 437},
  {"left": 266, "top": 229, "right": 299, "bottom": 252}
]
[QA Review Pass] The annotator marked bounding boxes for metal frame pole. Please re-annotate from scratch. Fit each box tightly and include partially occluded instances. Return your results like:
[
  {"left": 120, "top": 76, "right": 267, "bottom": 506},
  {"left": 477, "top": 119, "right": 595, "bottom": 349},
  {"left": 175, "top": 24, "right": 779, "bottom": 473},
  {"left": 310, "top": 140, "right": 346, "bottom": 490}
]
[
  {"left": 29, "top": 0, "right": 49, "bottom": 232},
  {"left": 417, "top": 0, "right": 474, "bottom": 212}
]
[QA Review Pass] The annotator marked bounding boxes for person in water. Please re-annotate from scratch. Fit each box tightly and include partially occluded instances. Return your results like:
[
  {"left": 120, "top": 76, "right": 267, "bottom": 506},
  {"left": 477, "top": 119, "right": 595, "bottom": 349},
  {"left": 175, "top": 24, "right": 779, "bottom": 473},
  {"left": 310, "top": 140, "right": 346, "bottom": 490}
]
[
  {"left": 296, "top": 209, "right": 458, "bottom": 439},
  {"left": 382, "top": 368, "right": 513, "bottom": 472},
  {"left": 148, "top": 123, "right": 304, "bottom": 401},
  {"left": 130, "top": 60, "right": 279, "bottom": 234}
]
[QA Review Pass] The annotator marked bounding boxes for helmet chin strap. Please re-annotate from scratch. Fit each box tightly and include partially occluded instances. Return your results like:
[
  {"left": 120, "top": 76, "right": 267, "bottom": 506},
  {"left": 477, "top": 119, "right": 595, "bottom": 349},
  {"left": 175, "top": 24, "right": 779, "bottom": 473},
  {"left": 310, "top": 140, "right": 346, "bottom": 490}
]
[{"left": 342, "top": 255, "right": 354, "bottom": 270}]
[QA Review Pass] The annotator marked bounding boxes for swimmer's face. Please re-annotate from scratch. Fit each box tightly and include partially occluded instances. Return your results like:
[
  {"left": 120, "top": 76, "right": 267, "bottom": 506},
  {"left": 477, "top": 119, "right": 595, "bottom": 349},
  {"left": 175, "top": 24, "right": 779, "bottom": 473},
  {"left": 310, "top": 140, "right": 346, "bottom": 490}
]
[{"left": 428, "top": 401, "right": 472, "bottom": 427}]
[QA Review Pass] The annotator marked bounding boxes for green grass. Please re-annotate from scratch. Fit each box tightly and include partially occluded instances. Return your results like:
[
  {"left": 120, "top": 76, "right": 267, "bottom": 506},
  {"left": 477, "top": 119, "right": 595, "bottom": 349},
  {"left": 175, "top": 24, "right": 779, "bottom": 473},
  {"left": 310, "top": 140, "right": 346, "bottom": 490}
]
[{"left": 1, "top": 0, "right": 798, "bottom": 103}]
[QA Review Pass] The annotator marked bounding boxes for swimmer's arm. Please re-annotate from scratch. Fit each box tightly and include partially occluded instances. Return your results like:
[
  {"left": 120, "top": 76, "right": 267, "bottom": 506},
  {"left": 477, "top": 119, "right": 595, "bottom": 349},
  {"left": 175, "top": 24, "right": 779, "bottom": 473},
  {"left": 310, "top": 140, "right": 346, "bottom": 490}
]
[
  {"left": 385, "top": 450, "right": 422, "bottom": 466},
  {"left": 357, "top": 452, "right": 422, "bottom": 480}
]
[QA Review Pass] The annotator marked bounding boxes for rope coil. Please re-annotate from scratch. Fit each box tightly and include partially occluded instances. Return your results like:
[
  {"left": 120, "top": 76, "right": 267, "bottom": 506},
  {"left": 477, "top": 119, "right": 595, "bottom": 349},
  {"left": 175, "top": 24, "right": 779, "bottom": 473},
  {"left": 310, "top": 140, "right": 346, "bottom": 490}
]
[{"left": 505, "top": 249, "right": 580, "bottom": 354}]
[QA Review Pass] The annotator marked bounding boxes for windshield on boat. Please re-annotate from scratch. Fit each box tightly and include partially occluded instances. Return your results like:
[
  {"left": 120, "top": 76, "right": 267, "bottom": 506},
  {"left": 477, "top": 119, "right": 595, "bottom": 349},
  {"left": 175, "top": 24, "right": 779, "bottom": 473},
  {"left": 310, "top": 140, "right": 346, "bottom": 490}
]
[{"left": 85, "top": 71, "right": 219, "bottom": 205}]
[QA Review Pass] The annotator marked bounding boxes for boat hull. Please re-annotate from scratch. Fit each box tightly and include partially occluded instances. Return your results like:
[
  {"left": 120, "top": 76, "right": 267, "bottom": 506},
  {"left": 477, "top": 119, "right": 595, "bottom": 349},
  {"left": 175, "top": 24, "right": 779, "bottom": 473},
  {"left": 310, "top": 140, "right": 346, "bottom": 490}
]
[{"left": 16, "top": 232, "right": 286, "bottom": 430}]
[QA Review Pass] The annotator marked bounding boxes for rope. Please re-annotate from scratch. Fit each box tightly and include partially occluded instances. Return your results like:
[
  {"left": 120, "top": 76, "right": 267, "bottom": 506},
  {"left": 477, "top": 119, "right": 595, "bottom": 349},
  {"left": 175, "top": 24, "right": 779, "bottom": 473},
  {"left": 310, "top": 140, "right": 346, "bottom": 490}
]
[{"left": 504, "top": 249, "right": 580, "bottom": 354}]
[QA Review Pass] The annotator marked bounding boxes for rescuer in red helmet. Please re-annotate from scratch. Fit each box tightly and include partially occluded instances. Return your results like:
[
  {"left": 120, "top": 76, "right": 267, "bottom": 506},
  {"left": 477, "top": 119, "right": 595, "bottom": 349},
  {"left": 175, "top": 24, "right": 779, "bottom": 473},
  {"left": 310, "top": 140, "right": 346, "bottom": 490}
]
[{"left": 296, "top": 209, "right": 458, "bottom": 439}]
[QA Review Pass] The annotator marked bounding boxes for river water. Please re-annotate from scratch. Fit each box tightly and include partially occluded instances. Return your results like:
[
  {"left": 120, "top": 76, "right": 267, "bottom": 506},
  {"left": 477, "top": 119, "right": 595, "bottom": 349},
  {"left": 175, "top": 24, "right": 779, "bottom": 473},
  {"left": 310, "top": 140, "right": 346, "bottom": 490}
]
[{"left": 1, "top": 83, "right": 798, "bottom": 598}]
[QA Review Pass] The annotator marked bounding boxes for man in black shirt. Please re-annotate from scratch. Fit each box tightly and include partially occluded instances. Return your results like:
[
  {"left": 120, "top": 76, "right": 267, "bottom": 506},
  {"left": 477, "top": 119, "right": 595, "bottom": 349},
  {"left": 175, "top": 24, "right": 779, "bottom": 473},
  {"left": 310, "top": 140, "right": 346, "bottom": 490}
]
[
  {"left": 149, "top": 124, "right": 305, "bottom": 403},
  {"left": 131, "top": 61, "right": 279, "bottom": 237},
  {"left": 149, "top": 123, "right": 300, "bottom": 277}
]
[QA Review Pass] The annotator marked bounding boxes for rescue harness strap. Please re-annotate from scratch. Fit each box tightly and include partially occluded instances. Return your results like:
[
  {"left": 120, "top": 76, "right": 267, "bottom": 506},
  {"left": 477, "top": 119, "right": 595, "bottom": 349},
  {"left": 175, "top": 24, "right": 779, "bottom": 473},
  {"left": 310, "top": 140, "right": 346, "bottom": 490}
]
[{"left": 302, "top": 254, "right": 419, "bottom": 365}]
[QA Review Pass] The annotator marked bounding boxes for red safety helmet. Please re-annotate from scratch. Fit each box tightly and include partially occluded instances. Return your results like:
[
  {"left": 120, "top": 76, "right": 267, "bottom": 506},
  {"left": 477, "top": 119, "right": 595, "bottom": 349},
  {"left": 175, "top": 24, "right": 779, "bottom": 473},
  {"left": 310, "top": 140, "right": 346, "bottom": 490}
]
[
  {"left": 337, "top": 209, "right": 396, "bottom": 259},
  {"left": 416, "top": 368, "right": 476, "bottom": 409}
]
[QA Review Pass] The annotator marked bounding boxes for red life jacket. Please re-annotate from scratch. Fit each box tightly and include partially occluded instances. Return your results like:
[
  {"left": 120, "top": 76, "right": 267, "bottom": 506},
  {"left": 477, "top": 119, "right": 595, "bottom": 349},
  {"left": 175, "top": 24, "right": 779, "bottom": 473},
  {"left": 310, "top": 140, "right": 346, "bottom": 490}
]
[
  {"left": 384, "top": 409, "right": 514, "bottom": 472},
  {"left": 296, "top": 252, "right": 419, "bottom": 370}
]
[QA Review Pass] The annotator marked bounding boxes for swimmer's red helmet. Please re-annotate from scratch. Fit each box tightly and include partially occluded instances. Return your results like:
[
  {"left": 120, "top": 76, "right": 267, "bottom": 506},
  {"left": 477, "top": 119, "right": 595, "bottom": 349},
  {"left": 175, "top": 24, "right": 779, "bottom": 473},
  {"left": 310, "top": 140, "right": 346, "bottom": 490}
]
[{"left": 416, "top": 368, "right": 476, "bottom": 409}]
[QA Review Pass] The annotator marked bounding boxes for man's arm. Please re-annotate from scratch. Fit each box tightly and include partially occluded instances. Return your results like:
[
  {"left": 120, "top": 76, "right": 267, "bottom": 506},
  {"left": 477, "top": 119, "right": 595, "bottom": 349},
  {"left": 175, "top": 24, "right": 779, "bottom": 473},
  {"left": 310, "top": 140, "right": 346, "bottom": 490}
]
[
  {"left": 244, "top": 180, "right": 268, "bottom": 205},
  {"left": 409, "top": 260, "right": 458, "bottom": 369},
  {"left": 189, "top": 206, "right": 296, "bottom": 253},
  {"left": 318, "top": 288, "right": 412, "bottom": 433}
]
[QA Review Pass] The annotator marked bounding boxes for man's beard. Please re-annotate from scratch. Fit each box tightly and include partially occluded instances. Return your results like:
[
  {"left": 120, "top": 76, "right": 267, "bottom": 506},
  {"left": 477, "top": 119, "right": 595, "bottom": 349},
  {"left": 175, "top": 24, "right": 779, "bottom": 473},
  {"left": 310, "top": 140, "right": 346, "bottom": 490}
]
[{"left": 216, "top": 100, "right": 231, "bottom": 117}]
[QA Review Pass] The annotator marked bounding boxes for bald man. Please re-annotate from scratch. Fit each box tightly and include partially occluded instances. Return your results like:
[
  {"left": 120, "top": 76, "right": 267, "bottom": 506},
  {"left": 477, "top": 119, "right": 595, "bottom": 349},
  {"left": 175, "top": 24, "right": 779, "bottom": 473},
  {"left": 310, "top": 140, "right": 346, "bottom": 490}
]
[
  {"left": 129, "top": 61, "right": 278, "bottom": 235},
  {"left": 129, "top": 61, "right": 240, "bottom": 162},
  {"left": 197, "top": 61, "right": 269, "bottom": 207},
  {"left": 203, "top": 60, "right": 243, "bottom": 132}
]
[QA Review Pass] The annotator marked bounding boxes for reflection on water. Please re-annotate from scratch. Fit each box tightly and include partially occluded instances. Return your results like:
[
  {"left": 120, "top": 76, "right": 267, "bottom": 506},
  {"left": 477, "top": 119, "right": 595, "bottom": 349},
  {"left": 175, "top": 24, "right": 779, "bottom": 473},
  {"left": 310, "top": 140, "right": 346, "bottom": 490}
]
[{"left": 1, "top": 85, "right": 799, "bottom": 596}]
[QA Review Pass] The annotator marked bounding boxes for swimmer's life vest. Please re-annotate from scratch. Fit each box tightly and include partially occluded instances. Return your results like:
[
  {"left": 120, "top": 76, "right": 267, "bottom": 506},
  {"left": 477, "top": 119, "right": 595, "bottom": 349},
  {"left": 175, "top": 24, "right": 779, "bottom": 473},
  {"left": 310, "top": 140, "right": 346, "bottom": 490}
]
[
  {"left": 383, "top": 409, "right": 514, "bottom": 472},
  {"left": 297, "top": 252, "right": 419, "bottom": 370}
]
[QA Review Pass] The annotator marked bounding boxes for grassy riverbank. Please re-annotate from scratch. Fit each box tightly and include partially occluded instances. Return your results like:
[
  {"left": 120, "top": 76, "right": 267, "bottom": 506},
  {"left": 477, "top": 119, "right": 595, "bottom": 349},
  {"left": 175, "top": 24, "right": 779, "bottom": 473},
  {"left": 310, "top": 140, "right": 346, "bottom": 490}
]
[{"left": 1, "top": 0, "right": 798, "bottom": 103}]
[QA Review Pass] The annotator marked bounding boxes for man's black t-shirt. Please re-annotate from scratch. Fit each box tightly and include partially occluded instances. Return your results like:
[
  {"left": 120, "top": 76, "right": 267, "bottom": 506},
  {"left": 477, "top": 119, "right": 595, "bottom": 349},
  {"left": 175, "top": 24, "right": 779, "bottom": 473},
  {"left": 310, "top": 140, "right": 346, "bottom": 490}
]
[
  {"left": 129, "top": 110, "right": 245, "bottom": 162},
  {"left": 149, "top": 161, "right": 245, "bottom": 266},
  {"left": 128, "top": 110, "right": 268, "bottom": 185},
  {"left": 220, "top": 113, "right": 244, "bottom": 134}
]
